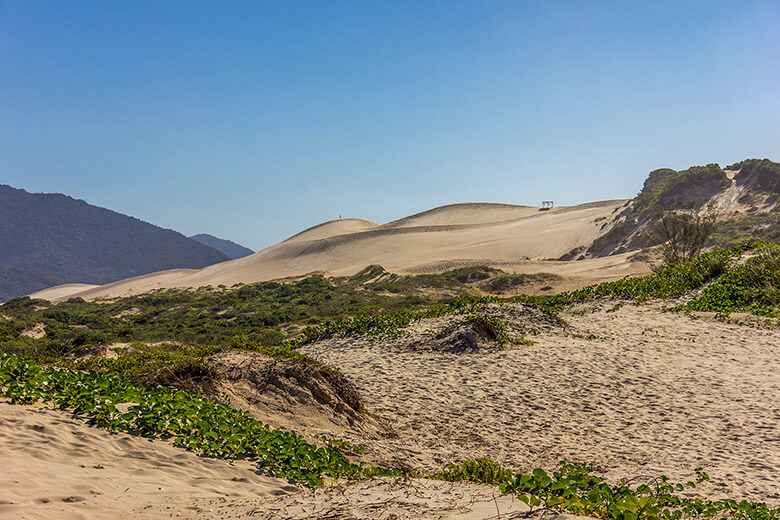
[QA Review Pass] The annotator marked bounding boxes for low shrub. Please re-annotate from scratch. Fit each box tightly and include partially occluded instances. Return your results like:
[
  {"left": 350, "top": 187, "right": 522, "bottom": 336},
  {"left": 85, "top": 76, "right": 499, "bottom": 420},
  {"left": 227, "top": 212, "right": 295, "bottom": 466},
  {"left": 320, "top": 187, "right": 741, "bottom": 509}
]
[{"left": 434, "top": 459, "right": 779, "bottom": 520}]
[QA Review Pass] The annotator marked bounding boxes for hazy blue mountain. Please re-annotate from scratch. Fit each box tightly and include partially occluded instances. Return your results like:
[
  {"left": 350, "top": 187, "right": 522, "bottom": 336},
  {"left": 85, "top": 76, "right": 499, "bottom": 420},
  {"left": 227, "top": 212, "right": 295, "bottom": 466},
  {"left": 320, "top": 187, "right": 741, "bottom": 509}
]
[
  {"left": 0, "top": 185, "right": 229, "bottom": 301},
  {"left": 189, "top": 233, "right": 254, "bottom": 260}
]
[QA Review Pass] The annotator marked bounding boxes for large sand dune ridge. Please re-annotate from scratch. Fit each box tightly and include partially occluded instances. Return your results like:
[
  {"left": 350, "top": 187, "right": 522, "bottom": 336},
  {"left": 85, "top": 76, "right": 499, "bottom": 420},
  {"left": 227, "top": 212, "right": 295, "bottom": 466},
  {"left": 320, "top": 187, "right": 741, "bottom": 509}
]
[{"left": 32, "top": 200, "right": 632, "bottom": 301}]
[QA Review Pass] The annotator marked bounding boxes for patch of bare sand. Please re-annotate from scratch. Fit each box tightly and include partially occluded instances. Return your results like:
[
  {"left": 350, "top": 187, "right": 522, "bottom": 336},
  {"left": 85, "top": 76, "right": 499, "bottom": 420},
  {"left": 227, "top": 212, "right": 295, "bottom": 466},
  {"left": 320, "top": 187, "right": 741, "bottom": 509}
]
[
  {"left": 20, "top": 322, "right": 46, "bottom": 339},
  {"left": 301, "top": 303, "right": 780, "bottom": 505},
  {"left": 0, "top": 402, "right": 298, "bottom": 520},
  {"left": 249, "top": 478, "right": 532, "bottom": 519},
  {"left": 1, "top": 403, "right": 551, "bottom": 519}
]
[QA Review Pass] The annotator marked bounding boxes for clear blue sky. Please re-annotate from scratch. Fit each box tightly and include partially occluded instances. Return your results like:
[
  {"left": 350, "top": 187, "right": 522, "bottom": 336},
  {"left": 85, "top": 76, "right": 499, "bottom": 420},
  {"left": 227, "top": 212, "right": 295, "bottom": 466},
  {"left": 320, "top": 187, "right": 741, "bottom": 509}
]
[{"left": 2, "top": 1, "right": 779, "bottom": 251}]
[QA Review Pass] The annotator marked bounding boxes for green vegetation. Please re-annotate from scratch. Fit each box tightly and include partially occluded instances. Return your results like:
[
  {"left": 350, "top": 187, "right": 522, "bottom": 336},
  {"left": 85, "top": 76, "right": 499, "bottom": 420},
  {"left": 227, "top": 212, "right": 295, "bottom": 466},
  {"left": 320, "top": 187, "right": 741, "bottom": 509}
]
[
  {"left": 433, "top": 457, "right": 513, "bottom": 485},
  {"left": 299, "top": 294, "right": 540, "bottom": 344},
  {"left": 3, "top": 350, "right": 776, "bottom": 515},
  {"left": 631, "top": 164, "right": 728, "bottom": 217},
  {"left": 684, "top": 245, "right": 780, "bottom": 317},
  {"left": 656, "top": 211, "right": 717, "bottom": 265},
  {"left": 711, "top": 213, "right": 780, "bottom": 248},
  {"left": 74, "top": 342, "right": 222, "bottom": 392},
  {"left": 465, "top": 312, "right": 536, "bottom": 345},
  {"left": 727, "top": 159, "right": 780, "bottom": 197},
  {"left": 0, "top": 268, "right": 481, "bottom": 352},
  {"left": 0, "top": 267, "right": 539, "bottom": 389},
  {"left": 522, "top": 243, "right": 754, "bottom": 312},
  {"left": 353, "top": 265, "right": 500, "bottom": 292},
  {"left": 482, "top": 272, "right": 562, "bottom": 293},
  {"left": 2, "top": 243, "right": 777, "bottom": 394},
  {"left": 5, "top": 244, "right": 771, "bottom": 362},
  {"left": 588, "top": 163, "right": 731, "bottom": 256},
  {"left": 293, "top": 243, "right": 772, "bottom": 342},
  {"left": 0, "top": 353, "right": 398, "bottom": 486},
  {"left": 434, "top": 459, "right": 779, "bottom": 520}
]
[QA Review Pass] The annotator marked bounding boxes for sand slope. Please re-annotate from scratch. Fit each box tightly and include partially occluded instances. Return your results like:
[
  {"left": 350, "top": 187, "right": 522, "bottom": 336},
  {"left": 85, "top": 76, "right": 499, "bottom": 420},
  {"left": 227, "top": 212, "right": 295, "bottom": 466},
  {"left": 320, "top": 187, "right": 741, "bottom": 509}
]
[
  {"left": 0, "top": 402, "right": 297, "bottom": 519},
  {"left": 32, "top": 200, "right": 631, "bottom": 301}
]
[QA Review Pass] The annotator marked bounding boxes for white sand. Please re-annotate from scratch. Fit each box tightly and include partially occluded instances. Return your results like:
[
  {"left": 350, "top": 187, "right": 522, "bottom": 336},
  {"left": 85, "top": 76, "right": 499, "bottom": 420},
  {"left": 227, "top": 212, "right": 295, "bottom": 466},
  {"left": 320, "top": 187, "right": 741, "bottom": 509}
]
[
  {"left": 0, "top": 402, "right": 297, "bottom": 519},
  {"left": 31, "top": 200, "right": 634, "bottom": 302}
]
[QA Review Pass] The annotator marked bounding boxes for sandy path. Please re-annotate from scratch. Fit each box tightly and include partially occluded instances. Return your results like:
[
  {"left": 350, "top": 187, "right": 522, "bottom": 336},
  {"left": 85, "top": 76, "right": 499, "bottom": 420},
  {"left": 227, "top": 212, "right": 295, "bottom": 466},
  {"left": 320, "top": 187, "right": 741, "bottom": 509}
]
[{"left": 302, "top": 303, "right": 780, "bottom": 505}]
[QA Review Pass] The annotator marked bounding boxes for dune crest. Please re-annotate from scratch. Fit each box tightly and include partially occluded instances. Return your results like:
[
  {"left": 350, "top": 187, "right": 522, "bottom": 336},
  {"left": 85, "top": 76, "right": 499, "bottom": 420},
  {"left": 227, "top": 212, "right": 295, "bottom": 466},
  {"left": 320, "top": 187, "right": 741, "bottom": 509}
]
[{"left": 31, "top": 200, "right": 632, "bottom": 301}]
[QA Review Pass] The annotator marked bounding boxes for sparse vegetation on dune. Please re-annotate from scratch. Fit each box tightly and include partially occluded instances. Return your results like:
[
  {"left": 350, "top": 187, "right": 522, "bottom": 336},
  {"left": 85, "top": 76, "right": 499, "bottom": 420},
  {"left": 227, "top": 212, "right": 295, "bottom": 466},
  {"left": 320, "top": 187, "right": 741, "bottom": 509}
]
[
  {"left": 585, "top": 159, "right": 779, "bottom": 257},
  {"left": 586, "top": 163, "right": 730, "bottom": 256},
  {"left": 524, "top": 242, "right": 778, "bottom": 316},
  {"left": 3, "top": 353, "right": 778, "bottom": 519},
  {"left": 1, "top": 242, "right": 779, "bottom": 512},
  {"left": 435, "top": 459, "right": 779, "bottom": 520},
  {"left": 0, "top": 266, "right": 553, "bottom": 380},
  {"left": 710, "top": 213, "right": 780, "bottom": 248},
  {"left": 684, "top": 245, "right": 780, "bottom": 317},
  {"left": 0, "top": 353, "right": 400, "bottom": 486},
  {"left": 1, "top": 242, "right": 777, "bottom": 389}
]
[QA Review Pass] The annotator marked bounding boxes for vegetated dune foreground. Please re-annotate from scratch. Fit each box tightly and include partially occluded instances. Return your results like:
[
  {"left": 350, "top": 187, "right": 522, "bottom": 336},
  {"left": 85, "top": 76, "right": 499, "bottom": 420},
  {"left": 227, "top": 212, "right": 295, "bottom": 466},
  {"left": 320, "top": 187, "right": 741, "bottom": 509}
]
[
  {"left": 0, "top": 402, "right": 533, "bottom": 519},
  {"left": 32, "top": 200, "right": 644, "bottom": 302},
  {"left": 4, "top": 160, "right": 780, "bottom": 519}
]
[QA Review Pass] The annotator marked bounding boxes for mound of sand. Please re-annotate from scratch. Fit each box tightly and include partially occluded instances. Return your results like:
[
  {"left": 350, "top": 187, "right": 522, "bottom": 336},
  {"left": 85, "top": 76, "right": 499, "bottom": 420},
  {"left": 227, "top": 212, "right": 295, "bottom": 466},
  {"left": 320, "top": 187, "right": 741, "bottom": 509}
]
[
  {"left": 284, "top": 218, "right": 380, "bottom": 242},
  {"left": 31, "top": 200, "right": 635, "bottom": 302},
  {"left": 210, "top": 351, "right": 392, "bottom": 438},
  {"left": 65, "top": 346, "right": 394, "bottom": 445}
]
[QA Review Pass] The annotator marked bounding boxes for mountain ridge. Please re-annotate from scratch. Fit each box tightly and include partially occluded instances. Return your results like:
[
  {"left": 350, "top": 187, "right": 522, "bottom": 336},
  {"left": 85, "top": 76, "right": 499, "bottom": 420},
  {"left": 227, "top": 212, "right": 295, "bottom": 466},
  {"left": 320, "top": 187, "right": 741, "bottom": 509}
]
[
  {"left": 189, "top": 234, "right": 254, "bottom": 260},
  {"left": 0, "top": 185, "right": 229, "bottom": 301}
]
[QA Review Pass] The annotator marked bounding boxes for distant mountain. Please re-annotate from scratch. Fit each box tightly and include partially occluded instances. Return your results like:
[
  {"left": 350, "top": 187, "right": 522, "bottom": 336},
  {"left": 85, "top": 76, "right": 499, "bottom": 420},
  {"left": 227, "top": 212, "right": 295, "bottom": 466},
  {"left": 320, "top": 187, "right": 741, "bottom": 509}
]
[
  {"left": 576, "top": 158, "right": 780, "bottom": 258},
  {"left": 189, "top": 234, "right": 254, "bottom": 260},
  {"left": 0, "top": 185, "right": 230, "bottom": 301}
]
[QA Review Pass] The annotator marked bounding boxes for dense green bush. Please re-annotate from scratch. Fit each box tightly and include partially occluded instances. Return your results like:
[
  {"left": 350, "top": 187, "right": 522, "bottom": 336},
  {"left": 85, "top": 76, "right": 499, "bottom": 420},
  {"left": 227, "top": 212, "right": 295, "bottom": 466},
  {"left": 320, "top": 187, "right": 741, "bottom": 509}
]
[
  {"left": 684, "top": 245, "right": 780, "bottom": 317},
  {"left": 434, "top": 457, "right": 513, "bottom": 485}
]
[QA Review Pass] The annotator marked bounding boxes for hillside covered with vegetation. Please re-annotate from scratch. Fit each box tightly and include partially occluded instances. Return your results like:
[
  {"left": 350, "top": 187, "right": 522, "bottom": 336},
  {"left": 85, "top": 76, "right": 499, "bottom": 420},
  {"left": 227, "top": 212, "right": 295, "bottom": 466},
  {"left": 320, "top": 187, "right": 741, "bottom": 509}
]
[{"left": 582, "top": 159, "right": 779, "bottom": 258}]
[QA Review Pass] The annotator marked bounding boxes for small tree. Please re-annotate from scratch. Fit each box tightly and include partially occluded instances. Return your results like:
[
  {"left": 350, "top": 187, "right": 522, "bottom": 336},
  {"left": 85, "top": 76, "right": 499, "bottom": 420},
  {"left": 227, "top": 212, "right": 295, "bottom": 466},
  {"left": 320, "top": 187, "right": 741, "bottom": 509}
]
[{"left": 656, "top": 210, "right": 716, "bottom": 265}]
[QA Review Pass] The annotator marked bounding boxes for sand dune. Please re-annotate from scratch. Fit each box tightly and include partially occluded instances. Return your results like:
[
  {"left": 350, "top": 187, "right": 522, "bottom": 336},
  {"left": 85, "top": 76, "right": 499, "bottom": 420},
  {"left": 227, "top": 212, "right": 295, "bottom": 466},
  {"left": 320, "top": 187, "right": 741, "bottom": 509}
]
[
  {"left": 32, "top": 200, "right": 633, "bottom": 301},
  {"left": 384, "top": 202, "right": 540, "bottom": 227},
  {"left": 284, "top": 218, "right": 380, "bottom": 242},
  {"left": 25, "top": 283, "right": 99, "bottom": 302}
]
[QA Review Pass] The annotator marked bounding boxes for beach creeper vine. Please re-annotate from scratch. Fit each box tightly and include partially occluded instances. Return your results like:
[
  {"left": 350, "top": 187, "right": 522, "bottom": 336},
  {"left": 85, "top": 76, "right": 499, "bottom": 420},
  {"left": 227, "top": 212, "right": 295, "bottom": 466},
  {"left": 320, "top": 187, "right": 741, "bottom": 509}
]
[{"left": 0, "top": 353, "right": 400, "bottom": 486}]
